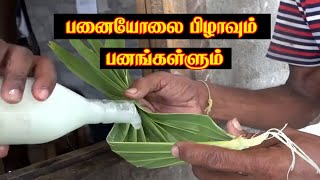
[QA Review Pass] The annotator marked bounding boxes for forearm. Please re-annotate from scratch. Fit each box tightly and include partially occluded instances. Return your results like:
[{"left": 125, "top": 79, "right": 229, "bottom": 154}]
[
  {"left": 0, "top": 0, "right": 18, "bottom": 43},
  {"left": 199, "top": 83, "right": 320, "bottom": 130}
]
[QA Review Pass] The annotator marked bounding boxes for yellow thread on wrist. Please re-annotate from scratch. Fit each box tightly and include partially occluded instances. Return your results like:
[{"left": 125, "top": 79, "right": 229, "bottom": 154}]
[{"left": 198, "top": 80, "right": 213, "bottom": 115}]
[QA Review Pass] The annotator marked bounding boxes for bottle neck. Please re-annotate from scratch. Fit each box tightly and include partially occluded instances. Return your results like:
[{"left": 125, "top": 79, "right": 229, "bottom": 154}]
[{"left": 86, "top": 99, "right": 141, "bottom": 129}]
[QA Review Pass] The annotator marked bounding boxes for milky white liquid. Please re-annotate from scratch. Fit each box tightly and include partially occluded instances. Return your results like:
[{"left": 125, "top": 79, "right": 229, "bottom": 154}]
[{"left": 0, "top": 78, "right": 140, "bottom": 144}]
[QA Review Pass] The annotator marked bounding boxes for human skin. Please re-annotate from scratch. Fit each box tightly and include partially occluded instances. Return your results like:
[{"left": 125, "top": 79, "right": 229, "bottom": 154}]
[
  {"left": 124, "top": 69, "right": 320, "bottom": 180},
  {"left": 172, "top": 119, "right": 320, "bottom": 180},
  {"left": 125, "top": 67, "right": 320, "bottom": 130},
  {"left": 0, "top": 0, "right": 57, "bottom": 158}
]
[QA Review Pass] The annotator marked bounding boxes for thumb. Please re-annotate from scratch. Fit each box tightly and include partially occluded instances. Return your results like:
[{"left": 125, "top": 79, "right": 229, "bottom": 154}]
[
  {"left": 226, "top": 118, "right": 250, "bottom": 138},
  {"left": 226, "top": 119, "right": 279, "bottom": 149},
  {"left": 171, "top": 141, "right": 255, "bottom": 173},
  {"left": 124, "top": 72, "right": 168, "bottom": 99}
]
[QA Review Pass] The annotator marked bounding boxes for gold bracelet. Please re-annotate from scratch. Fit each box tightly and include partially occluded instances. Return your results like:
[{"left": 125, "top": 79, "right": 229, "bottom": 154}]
[{"left": 198, "top": 80, "right": 213, "bottom": 115}]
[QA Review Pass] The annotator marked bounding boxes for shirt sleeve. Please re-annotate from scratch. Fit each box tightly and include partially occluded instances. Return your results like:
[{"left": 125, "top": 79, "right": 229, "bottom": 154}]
[{"left": 266, "top": 0, "right": 320, "bottom": 67}]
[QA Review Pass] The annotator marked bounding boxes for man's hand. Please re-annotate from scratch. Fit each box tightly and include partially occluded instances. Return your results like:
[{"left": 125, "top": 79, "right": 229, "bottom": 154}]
[
  {"left": 124, "top": 71, "right": 208, "bottom": 114},
  {"left": 0, "top": 40, "right": 56, "bottom": 103},
  {"left": 171, "top": 119, "right": 320, "bottom": 180},
  {"left": 0, "top": 40, "right": 57, "bottom": 157}
]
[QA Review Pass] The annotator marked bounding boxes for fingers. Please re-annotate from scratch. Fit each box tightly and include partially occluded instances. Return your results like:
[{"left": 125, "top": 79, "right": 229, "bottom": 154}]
[
  {"left": 172, "top": 141, "right": 263, "bottom": 174},
  {"left": 225, "top": 118, "right": 294, "bottom": 149},
  {"left": 225, "top": 119, "right": 280, "bottom": 149},
  {"left": 226, "top": 118, "right": 250, "bottom": 137},
  {"left": 0, "top": 40, "right": 57, "bottom": 103},
  {"left": 136, "top": 98, "right": 156, "bottom": 112},
  {"left": 124, "top": 71, "right": 170, "bottom": 99},
  {"left": 31, "top": 56, "right": 57, "bottom": 101},
  {"left": 0, "top": 145, "right": 9, "bottom": 158},
  {"left": 1, "top": 45, "right": 34, "bottom": 104},
  {"left": 253, "top": 127, "right": 296, "bottom": 149},
  {"left": 0, "top": 40, "right": 9, "bottom": 68}
]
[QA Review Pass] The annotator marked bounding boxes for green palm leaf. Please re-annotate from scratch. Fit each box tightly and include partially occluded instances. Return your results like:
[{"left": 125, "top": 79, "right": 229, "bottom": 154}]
[
  {"left": 49, "top": 39, "right": 320, "bottom": 173},
  {"left": 48, "top": 39, "right": 249, "bottom": 169}
]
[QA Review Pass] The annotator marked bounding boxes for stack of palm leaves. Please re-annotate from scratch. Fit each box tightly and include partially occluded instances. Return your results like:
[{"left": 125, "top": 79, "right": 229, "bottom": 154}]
[{"left": 49, "top": 39, "right": 319, "bottom": 171}]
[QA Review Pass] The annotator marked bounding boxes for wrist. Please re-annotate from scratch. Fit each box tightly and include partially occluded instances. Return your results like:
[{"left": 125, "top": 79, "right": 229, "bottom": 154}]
[
  {"left": 195, "top": 80, "right": 212, "bottom": 115},
  {"left": 195, "top": 81, "right": 226, "bottom": 124}
]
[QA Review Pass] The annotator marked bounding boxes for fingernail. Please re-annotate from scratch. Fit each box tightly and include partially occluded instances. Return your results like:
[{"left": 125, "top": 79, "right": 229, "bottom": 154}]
[
  {"left": 125, "top": 88, "right": 137, "bottom": 95},
  {"left": 8, "top": 89, "right": 21, "bottom": 102},
  {"left": 232, "top": 118, "right": 242, "bottom": 131},
  {"left": 38, "top": 89, "right": 49, "bottom": 100},
  {"left": 171, "top": 145, "right": 179, "bottom": 158}
]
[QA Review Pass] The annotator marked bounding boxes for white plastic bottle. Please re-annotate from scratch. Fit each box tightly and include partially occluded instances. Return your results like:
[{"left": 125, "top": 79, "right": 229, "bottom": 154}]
[{"left": 0, "top": 78, "right": 141, "bottom": 145}]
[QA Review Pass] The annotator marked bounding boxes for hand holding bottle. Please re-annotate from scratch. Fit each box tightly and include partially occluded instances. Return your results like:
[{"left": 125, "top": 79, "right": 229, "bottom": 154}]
[
  {"left": 0, "top": 40, "right": 57, "bottom": 103},
  {"left": 0, "top": 78, "right": 141, "bottom": 144},
  {"left": 0, "top": 40, "right": 57, "bottom": 157}
]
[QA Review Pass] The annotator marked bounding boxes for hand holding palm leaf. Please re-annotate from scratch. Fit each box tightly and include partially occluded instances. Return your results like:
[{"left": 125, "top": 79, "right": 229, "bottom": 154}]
[{"left": 49, "top": 39, "right": 320, "bottom": 174}]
